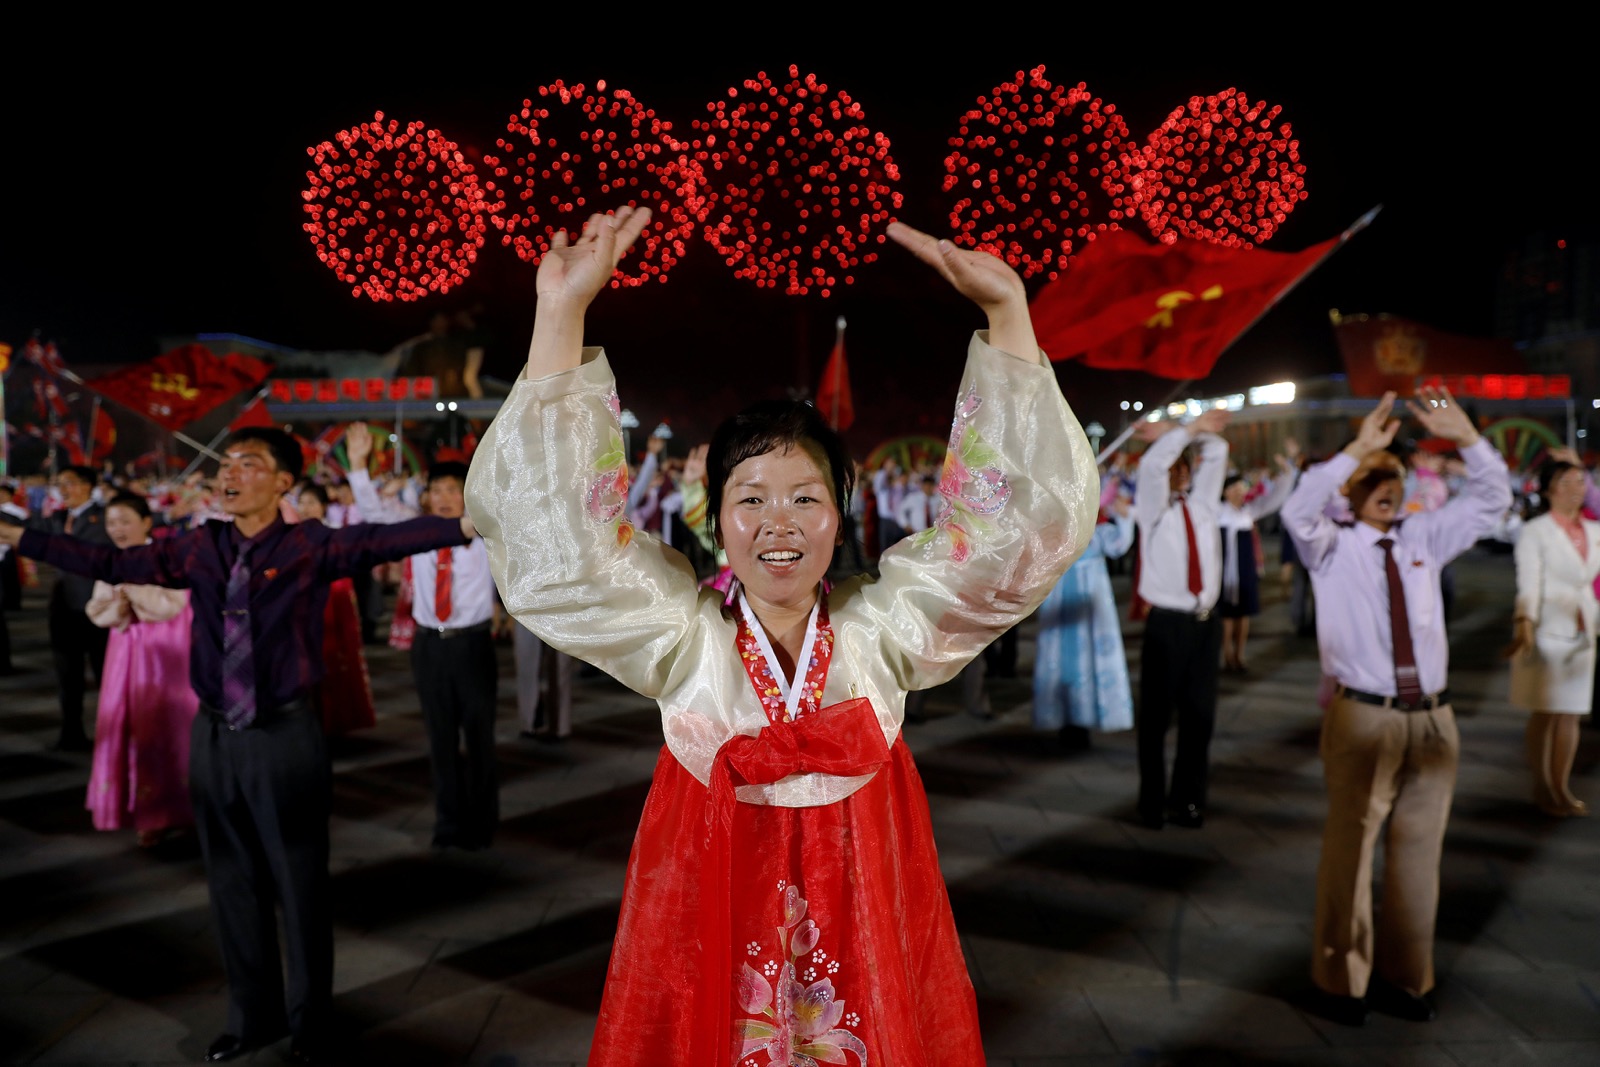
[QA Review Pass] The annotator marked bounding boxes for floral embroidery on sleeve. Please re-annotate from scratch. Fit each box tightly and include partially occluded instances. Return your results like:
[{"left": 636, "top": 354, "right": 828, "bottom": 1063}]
[
  {"left": 736, "top": 883, "right": 867, "bottom": 1066},
  {"left": 586, "top": 399, "right": 635, "bottom": 547},
  {"left": 915, "top": 387, "right": 1012, "bottom": 562}
]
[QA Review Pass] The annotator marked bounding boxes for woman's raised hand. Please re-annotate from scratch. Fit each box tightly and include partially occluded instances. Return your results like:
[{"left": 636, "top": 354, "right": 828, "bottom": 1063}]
[
  {"left": 886, "top": 220, "right": 1037, "bottom": 360},
  {"left": 886, "top": 221, "right": 1025, "bottom": 315},
  {"left": 537, "top": 206, "right": 654, "bottom": 310},
  {"left": 525, "top": 205, "right": 654, "bottom": 379}
]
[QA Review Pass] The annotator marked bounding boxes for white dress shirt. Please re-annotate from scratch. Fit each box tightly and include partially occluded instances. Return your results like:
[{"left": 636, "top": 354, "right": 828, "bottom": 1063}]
[
  {"left": 1219, "top": 470, "right": 1297, "bottom": 602},
  {"left": 348, "top": 469, "right": 494, "bottom": 629},
  {"left": 896, "top": 487, "right": 937, "bottom": 533},
  {"left": 1134, "top": 427, "right": 1229, "bottom": 612},
  {"left": 346, "top": 469, "right": 422, "bottom": 525},
  {"left": 409, "top": 537, "right": 495, "bottom": 631},
  {"left": 1281, "top": 438, "right": 1511, "bottom": 696}
]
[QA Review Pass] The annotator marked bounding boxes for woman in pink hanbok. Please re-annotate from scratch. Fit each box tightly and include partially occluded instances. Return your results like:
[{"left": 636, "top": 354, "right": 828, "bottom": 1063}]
[{"left": 85, "top": 493, "right": 199, "bottom": 846}]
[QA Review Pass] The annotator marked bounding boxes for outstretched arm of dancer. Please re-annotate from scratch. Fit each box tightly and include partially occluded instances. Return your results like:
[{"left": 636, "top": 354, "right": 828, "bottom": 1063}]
[
  {"left": 522, "top": 206, "right": 653, "bottom": 380},
  {"left": 884, "top": 221, "right": 1037, "bottom": 361}
]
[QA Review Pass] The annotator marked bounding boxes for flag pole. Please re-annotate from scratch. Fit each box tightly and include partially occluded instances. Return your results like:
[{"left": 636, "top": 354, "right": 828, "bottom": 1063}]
[
  {"left": 173, "top": 383, "right": 274, "bottom": 482},
  {"left": 1095, "top": 378, "right": 1194, "bottom": 464},
  {"left": 1092, "top": 204, "right": 1382, "bottom": 467},
  {"left": 87, "top": 395, "right": 102, "bottom": 470},
  {"left": 831, "top": 316, "right": 846, "bottom": 429}
]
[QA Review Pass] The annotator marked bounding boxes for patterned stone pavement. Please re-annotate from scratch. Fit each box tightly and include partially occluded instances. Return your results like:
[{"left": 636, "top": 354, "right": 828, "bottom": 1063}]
[{"left": 1, "top": 542, "right": 1596, "bottom": 1065}]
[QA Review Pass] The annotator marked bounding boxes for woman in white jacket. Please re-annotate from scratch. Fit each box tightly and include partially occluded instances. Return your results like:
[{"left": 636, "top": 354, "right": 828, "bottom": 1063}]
[{"left": 1509, "top": 453, "right": 1600, "bottom": 816}]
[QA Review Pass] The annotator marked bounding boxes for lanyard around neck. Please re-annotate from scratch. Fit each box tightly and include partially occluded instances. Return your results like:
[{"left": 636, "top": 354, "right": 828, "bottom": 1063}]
[{"left": 736, "top": 586, "right": 821, "bottom": 723}]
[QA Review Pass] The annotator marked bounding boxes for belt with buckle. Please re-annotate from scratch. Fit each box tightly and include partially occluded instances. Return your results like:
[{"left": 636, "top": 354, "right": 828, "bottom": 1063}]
[
  {"left": 423, "top": 619, "right": 493, "bottom": 639},
  {"left": 1337, "top": 685, "right": 1450, "bottom": 712},
  {"left": 1150, "top": 605, "right": 1214, "bottom": 622},
  {"left": 201, "top": 695, "right": 312, "bottom": 730}
]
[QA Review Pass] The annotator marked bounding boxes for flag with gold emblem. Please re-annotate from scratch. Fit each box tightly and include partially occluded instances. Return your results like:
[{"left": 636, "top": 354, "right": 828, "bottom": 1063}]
[
  {"left": 1030, "top": 223, "right": 1357, "bottom": 380},
  {"left": 81, "top": 344, "right": 272, "bottom": 432}
]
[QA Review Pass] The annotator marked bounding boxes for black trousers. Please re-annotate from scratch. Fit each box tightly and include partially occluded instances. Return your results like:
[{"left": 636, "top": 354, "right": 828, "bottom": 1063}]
[
  {"left": 190, "top": 703, "right": 332, "bottom": 1043},
  {"left": 412, "top": 628, "right": 499, "bottom": 847},
  {"left": 1137, "top": 607, "right": 1223, "bottom": 816},
  {"left": 48, "top": 586, "right": 108, "bottom": 743}
]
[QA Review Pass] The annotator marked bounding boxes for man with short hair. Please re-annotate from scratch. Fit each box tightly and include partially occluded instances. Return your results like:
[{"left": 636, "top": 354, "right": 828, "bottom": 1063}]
[
  {"left": 896, "top": 472, "right": 940, "bottom": 534},
  {"left": 1, "top": 426, "right": 476, "bottom": 1064},
  {"left": 1282, "top": 388, "right": 1510, "bottom": 1027},
  {"left": 1131, "top": 409, "right": 1231, "bottom": 830}
]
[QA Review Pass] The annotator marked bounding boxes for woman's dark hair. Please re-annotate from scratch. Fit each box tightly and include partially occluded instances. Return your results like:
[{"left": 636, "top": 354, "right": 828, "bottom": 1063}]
[
  {"left": 1221, "top": 474, "right": 1245, "bottom": 495},
  {"left": 1533, "top": 460, "right": 1582, "bottom": 516},
  {"left": 298, "top": 483, "right": 331, "bottom": 507},
  {"left": 706, "top": 399, "right": 854, "bottom": 545},
  {"left": 106, "top": 492, "right": 152, "bottom": 522}
]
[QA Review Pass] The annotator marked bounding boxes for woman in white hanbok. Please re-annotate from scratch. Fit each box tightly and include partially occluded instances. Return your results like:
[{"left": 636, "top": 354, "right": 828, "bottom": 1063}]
[{"left": 465, "top": 207, "right": 1096, "bottom": 1066}]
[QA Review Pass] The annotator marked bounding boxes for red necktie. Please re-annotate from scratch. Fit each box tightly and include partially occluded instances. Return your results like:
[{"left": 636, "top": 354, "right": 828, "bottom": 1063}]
[
  {"left": 1377, "top": 537, "right": 1423, "bottom": 705},
  {"left": 1179, "top": 497, "right": 1203, "bottom": 597},
  {"left": 435, "top": 548, "right": 453, "bottom": 623}
]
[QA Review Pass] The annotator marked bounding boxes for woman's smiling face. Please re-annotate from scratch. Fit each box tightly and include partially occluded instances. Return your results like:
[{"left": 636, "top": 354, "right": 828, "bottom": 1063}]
[{"left": 718, "top": 441, "right": 840, "bottom": 610}]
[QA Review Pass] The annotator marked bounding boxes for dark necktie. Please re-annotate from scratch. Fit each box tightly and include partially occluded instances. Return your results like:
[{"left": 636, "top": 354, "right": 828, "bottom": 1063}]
[
  {"left": 221, "top": 543, "right": 256, "bottom": 728},
  {"left": 1179, "top": 497, "right": 1203, "bottom": 596},
  {"left": 64, "top": 510, "right": 76, "bottom": 535},
  {"left": 436, "top": 547, "right": 453, "bottom": 623},
  {"left": 1377, "top": 537, "right": 1423, "bottom": 705}
]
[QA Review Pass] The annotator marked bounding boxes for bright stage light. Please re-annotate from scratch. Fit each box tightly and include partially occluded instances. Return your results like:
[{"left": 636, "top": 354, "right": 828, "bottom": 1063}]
[{"left": 1249, "top": 382, "right": 1296, "bottom": 406}]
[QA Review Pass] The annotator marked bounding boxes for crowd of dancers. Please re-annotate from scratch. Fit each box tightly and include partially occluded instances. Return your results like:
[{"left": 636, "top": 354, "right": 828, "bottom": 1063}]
[{"left": 0, "top": 209, "right": 1587, "bottom": 1062}]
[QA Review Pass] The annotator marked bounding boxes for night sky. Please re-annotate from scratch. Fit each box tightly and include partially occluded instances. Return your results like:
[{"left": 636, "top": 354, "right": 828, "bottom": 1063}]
[{"left": 4, "top": 31, "right": 1588, "bottom": 451}]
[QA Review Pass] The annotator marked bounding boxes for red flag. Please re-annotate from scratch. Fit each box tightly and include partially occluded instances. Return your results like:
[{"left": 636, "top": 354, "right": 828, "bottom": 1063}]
[
  {"left": 32, "top": 378, "right": 70, "bottom": 421},
  {"left": 22, "top": 339, "right": 67, "bottom": 376},
  {"left": 88, "top": 407, "right": 117, "bottom": 463},
  {"left": 51, "top": 421, "right": 88, "bottom": 466},
  {"left": 229, "top": 396, "right": 275, "bottom": 430},
  {"left": 1030, "top": 229, "right": 1343, "bottom": 379},
  {"left": 814, "top": 317, "right": 854, "bottom": 432},
  {"left": 81, "top": 344, "right": 271, "bottom": 431},
  {"left": 1329, "top": 312, "right": 1525, "bottom": 397}
]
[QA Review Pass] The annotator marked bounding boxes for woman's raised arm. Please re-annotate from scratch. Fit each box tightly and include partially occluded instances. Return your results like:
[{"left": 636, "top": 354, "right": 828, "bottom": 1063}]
[{"left": 524, "top": 205, "right": 653, "bottom": 380}]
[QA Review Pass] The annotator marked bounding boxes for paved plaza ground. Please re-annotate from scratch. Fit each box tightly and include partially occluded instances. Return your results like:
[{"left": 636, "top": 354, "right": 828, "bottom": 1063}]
[{"left": 1, "top": 543, "right": 1597, "bottom": 1065}]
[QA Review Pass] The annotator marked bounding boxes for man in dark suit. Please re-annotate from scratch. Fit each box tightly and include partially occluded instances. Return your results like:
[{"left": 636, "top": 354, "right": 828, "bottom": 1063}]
[
  {"left": 3, "top": 428, "right": 478, "bottom": 1064},
  {"left": 30, "top": 465, "right": 112, "bottom": 750}
]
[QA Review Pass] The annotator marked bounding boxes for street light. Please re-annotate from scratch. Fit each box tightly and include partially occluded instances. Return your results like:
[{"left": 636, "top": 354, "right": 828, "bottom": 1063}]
[
  {"left": 620, "top": 408, "right": 639, "bottom": 460},
  {"left": 1085, "top": 421, "right": 1105, "bottom": 455}
]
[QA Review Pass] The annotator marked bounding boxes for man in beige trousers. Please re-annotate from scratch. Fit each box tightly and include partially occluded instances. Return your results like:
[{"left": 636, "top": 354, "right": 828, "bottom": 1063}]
[{"left": 1280, "top": 387, "right": 1510, "bottom": 1025}]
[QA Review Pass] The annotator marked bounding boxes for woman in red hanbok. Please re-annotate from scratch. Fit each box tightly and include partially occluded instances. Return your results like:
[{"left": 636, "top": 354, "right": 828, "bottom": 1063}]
[
  {"left": 466, "top": 208, "right": 1097, "bottom": 1065},
  {"left": 85, "top": 493, "right": 199, "bottom": 846},
  {"left": 295, "top": 484, "right": 377, "bottom": 734}
]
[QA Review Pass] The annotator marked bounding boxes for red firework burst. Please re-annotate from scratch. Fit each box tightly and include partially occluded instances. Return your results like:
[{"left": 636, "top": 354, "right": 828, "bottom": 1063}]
[
  {"left": 483, "top": 79, "right": 706, "bottom": 287},
  {"left": 943, "top": 66, "right": 1131, "bottom": 281},
  {"left": 302, "top": 113, "right": 490, "bottom": 302},
  {"left": 688, "top": 65, "right": 902, "bottom": 298},
  {"left": 1115, "top": 88, "right": 1308, "bottom": 247}
]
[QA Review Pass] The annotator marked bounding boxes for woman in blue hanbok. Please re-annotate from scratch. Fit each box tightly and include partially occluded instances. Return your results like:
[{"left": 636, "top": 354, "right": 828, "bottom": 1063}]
[{"left": 1033, "top": 493, "right": 1135, "bottom": 748}]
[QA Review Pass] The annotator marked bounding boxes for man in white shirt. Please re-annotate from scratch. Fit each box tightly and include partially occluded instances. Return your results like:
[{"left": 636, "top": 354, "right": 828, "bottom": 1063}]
[
  {"left": 896, "top": 473, "right": 939, "bottom": 535},
  {"left": 348, "top": 428, "right": 503, "bottom": 850},
  {"left": 1282, "top": 388, "right": 1510, "bottom": 1026},
  {"left": 1131, "top": 409, "right": 1230, "bottom": 830},
  {"left": 872, "top": 458, "right": 905, "bottom": 552}
]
